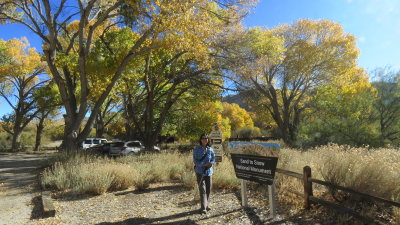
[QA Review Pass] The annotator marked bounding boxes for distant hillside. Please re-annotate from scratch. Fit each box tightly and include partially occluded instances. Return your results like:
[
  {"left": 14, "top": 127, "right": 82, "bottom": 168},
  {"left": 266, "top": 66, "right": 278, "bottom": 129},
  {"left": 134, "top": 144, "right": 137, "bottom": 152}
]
[{"left": 222, "top": 93, "right": 250, "bottom": 111}]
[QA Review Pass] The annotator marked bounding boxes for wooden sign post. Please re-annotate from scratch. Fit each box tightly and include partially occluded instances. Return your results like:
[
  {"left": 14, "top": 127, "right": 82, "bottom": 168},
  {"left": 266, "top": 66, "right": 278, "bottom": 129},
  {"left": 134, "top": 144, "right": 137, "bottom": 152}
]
[
  {"left": 209, "top": 123, "right": 223, "bottom": 162},
  {"left": 229, "top": 142, "right": 281, "bottom": 220}
]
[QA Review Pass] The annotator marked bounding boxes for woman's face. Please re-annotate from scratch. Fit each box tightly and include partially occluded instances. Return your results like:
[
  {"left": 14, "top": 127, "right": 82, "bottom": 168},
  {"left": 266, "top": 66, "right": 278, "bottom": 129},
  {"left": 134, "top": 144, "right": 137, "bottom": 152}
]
[{"left": 201, "top": 136, "right": 209, "bottom": 145}]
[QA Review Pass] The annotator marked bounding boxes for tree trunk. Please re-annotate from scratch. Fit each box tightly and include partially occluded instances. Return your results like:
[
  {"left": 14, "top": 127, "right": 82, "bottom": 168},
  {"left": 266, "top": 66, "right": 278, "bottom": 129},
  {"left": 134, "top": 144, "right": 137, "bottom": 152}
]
[
  {"left": 143, "top": 89, "right": 155, "bottom": 150},
  {"left": 95, "top": 120, "right": 104, "bottom": 138},
  {"left": 11, "top": 131, "right": 22, "bottom": 152},
  {"left": 34, "top": 116, "right": 46, "bottom": 151},
  {"left": 62, "top": 114, "right": 80, "bottom": 152}
]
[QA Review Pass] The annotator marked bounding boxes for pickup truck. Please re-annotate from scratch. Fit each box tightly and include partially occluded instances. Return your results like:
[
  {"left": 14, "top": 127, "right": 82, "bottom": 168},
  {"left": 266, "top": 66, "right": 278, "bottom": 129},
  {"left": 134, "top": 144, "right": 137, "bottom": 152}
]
[{"left": 80, "top": 138, "right": 108, "bottom": 149}]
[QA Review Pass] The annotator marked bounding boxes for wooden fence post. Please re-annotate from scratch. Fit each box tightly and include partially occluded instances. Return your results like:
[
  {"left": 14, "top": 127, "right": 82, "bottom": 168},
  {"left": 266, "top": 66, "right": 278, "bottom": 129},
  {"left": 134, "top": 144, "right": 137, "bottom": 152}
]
[
  {"left": 303, "top": 166, "right": 313, "bottom": 210},
  {"left": 268, "top": 181, "right": 277, "bottom": 219},
  {"left": 241, "top": 179, "right": 248, "bottom": 207}
]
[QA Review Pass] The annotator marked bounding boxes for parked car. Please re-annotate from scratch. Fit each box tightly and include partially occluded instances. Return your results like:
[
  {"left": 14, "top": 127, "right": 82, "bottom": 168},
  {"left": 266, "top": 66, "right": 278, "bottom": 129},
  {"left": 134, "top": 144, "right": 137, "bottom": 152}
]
[
  {"left": 88, "top": 142, "right": 116, "bottom": 155},
  {"left": 80, "top": 138, "right": 108, "bottom": 149},
  {"left": 108, "top": 141, "right": 160, "bottom": 156}
]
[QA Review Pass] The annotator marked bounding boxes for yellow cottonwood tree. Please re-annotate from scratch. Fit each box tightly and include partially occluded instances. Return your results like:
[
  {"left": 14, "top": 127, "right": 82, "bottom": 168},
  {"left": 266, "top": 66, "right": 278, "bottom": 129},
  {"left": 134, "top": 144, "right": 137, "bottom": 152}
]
[
  {"left": 221, "top": 102, "right": 253, "bottom": 131},
  {"left": 0, "top": 0, "right": 256, "bottom": 151},
  {"left": 0, "top": 38, "right": 47, "bottom": 151},
  {"left": 227, "top": 19, "right": 365, "bottom": 145},
  {"left": 176, "top": 101, "right": 231, "bottom": 140},
  {"left": 304, "top": 68, "right": 377, "bottom": 146}
]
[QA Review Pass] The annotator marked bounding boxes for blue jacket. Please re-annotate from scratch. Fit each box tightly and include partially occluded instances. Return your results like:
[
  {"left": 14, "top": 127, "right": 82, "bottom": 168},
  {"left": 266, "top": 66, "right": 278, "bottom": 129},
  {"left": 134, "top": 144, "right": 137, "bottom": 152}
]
[{"left": 193, "top": 145, "right": 215, "bottom": 176}]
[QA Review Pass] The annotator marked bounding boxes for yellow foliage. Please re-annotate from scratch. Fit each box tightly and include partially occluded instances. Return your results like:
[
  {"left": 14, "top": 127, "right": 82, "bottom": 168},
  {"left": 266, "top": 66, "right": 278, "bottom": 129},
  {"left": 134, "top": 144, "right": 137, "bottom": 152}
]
[
  {"left": 0, "top": 37, "right": 45, "bottom": 81},
  {"left": 314, "top": 67, "right": 376, "bottom": 121},
  {"left": 222, "top": 102, "right": 253, "bottom": 131},
  {"left": 124, "top": 0, "right": 257, "bottom": 70}
]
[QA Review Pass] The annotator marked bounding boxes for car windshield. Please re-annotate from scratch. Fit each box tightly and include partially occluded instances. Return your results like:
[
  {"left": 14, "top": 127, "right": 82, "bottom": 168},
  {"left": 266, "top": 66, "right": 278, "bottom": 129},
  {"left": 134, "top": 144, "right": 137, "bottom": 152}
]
[
  {"left": 111, "top": 142, "right": 125, "bottom": 147},
  {"left": 127, "top": 142, "right": 141, "bottom": 147}
]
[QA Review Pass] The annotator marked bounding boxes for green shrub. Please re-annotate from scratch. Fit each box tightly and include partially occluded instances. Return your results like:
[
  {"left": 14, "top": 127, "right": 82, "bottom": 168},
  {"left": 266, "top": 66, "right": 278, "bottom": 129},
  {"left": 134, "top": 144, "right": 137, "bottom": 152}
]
[
  {"left": 0, "top": 133, "right": 11, "bottom": 151},
  {"left": 233, "top": 126, "right": 262, "bottom": 139}
]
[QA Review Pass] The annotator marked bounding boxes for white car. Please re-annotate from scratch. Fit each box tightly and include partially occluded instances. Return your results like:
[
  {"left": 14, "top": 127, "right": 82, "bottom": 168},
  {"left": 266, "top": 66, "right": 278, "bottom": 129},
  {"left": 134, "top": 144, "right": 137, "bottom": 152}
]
[
  {"left": 80, "top": 138, "right": 108, "bottom": 149},
  {"left": 109, "top": 141, "right": 160, "bottom": 156}
]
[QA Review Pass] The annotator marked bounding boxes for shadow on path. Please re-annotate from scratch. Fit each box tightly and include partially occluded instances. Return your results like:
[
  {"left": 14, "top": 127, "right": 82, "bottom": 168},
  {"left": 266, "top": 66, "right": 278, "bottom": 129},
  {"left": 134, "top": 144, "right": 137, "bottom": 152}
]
[
  {"left": 96, "top": 209, "right": 199, "bottom": 225},
  {"left": 96, "top": 208, "right": 243, "bottom": 225},
  {"left": 115, "top": 184, "right": 187, "bottom": 196},
  {"left": 0, "top": 154, "right": 49, "bottom": 190}
]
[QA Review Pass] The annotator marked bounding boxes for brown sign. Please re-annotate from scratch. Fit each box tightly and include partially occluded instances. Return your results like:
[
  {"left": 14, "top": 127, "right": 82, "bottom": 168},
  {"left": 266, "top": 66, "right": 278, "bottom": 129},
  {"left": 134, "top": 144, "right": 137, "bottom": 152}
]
[{"left": 231, "top": 153, "right": 278, "bottom": 185}]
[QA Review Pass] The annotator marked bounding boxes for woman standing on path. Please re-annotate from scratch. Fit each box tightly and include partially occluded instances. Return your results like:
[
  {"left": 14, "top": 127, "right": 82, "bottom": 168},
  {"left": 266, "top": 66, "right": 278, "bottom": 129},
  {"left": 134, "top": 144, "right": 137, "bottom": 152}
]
[{"left": 193, "top": 133, "right": 215, "bottom": 214}]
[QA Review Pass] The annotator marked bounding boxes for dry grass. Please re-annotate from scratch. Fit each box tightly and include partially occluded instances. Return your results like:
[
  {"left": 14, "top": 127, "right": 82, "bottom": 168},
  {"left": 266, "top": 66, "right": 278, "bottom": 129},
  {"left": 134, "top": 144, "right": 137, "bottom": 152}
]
[
  {"left": 42, "top": 145, "right": 400, "bottom": 199},
  {"left": 213, "top": 157, "right": 240, "bottom": 190},
  {"left": 275, "top": 143, "right": 400, "bottom": 223},
  {"left": 41, "top": 151, "right": 198, "bottom": 195},
  {"left": 276, "top": 144, "right": 400, "bottom": 202},
  {"left": 41, "top": 144, "right": 400, "bottom": 222}
]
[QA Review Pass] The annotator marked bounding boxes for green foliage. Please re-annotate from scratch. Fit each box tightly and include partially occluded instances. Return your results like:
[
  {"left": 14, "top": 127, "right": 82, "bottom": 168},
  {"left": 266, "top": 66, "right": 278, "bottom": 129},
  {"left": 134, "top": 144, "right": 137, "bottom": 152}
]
[
  {"left": 228, "top": 19, "right": 364, "bottom": 145},
  {"left": 232, "top": 126, "right": 262, "bottom": 139},
  {"left": 297, "top": 118, "right": 380, "bottom": 148},
  {"left": 176, "top": 101, "right": 231, "bottom": 141},
  {"left": 0, "top": 132, "right": 11, "bottom": 151},
  {"left": 296, "top": 68, "right": 378, "bottom": 148},
  {"left": 0, "top": 118, "right": 62, "bottom": 151},
  {"left": 371, "top": 67, "right": 400, "bottom": 146},
  {"left": 43, "top": 120, "right": 65, "bottom": 141}
]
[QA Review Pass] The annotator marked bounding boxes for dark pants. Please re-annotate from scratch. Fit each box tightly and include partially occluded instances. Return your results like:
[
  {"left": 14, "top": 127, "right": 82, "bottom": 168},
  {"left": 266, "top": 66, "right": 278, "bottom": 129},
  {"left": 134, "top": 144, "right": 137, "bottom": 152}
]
[{"left": 196, "top": 173, "right": 212, "bottom": 210}]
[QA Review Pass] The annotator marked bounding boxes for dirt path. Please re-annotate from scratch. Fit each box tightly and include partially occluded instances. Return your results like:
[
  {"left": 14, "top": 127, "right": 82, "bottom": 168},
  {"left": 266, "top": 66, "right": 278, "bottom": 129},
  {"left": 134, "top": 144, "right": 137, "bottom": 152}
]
[
  {"left": 32, "top": 181, "right": 318, "bottom": 225},
  {"left": 0, "top": 153, "right": 318, "bottom": 225},
  {"left": 34, "top": 183, "right": 274, "bottom": 225},
  {"left": 0, "top": 153, "right": 50, "bottom": 225}
]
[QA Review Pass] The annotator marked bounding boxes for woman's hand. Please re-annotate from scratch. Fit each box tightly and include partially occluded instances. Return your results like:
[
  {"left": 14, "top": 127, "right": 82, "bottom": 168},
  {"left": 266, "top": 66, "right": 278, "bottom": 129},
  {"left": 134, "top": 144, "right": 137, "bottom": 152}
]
[{"left": 204, "top": 162, "right": 212, "bottom": 168}]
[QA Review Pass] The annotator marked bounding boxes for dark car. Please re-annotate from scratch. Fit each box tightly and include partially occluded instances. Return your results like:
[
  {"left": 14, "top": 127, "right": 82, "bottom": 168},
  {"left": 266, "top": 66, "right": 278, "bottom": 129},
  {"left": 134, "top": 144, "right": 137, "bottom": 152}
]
[{"left": 88, "top": 142, "right": 116, "bottom": 155}]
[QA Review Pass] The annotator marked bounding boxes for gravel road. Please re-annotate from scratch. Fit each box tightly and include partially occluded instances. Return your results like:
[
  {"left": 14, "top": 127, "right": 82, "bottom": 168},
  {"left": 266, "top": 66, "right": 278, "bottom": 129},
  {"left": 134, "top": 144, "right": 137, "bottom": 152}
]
[{"left": 0, "top": 153, "right": 50, "bottom": 225}]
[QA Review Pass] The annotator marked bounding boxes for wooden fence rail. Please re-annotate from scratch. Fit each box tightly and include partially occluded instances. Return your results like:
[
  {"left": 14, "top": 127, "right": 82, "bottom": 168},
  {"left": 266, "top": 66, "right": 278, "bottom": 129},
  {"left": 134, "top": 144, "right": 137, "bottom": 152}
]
[{"left": 275, "top": 166, "right": 400, "bottom": 224}]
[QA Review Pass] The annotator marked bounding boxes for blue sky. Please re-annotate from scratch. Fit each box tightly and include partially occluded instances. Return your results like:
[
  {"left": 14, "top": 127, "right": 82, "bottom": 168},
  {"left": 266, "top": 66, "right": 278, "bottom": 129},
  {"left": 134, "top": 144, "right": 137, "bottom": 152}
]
[
  {"left": 0, "top": 0, "right": 399, "bottom": 116},
  {"left": 243, "top": 0, "right": 400, "bottom": 71}
]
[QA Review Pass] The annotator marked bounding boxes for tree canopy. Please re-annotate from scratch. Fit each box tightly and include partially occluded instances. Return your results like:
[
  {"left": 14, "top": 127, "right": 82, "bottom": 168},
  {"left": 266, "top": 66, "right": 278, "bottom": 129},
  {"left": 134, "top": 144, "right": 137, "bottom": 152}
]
[
  {"left": 3, "top": 3, "right": 400, "bottom": 149},
  {"left": 0, "top": 38, "right": 48, "bottom": 150},
  {"left": 0, "top": 0, "right": 257, "bottom": 150},
  {"left": 226, "top": 19, "right": 365, "bottom": 145}
]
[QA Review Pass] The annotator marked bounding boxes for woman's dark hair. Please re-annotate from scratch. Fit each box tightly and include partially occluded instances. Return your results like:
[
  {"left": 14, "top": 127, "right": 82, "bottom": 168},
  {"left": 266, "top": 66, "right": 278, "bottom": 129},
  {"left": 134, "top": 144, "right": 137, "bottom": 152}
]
[{"left": 198, "top": 133, "right": 210, "bottom": 147}]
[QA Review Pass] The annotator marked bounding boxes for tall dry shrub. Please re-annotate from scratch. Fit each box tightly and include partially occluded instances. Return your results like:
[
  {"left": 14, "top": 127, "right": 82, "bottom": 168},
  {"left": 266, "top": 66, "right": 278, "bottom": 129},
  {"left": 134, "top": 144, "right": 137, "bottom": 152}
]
[
  {"left": 108, "top": 163, "right": 137, "bottom": 191},
  {"left": 71, "top": 164, "right": 114, "bottom": 195},
  {"left": 212, "top": 158, "right": 240, "bottom": 190},
  {"left": 314, "top": 144, "right": 400, "bottom": 202}
]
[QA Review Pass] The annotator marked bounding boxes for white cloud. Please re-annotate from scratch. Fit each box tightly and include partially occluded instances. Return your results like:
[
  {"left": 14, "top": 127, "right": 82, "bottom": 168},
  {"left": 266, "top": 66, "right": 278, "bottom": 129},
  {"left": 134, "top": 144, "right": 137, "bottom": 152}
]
[{"left": 363, "top": 0, "right": 400, "bottom": 15}]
